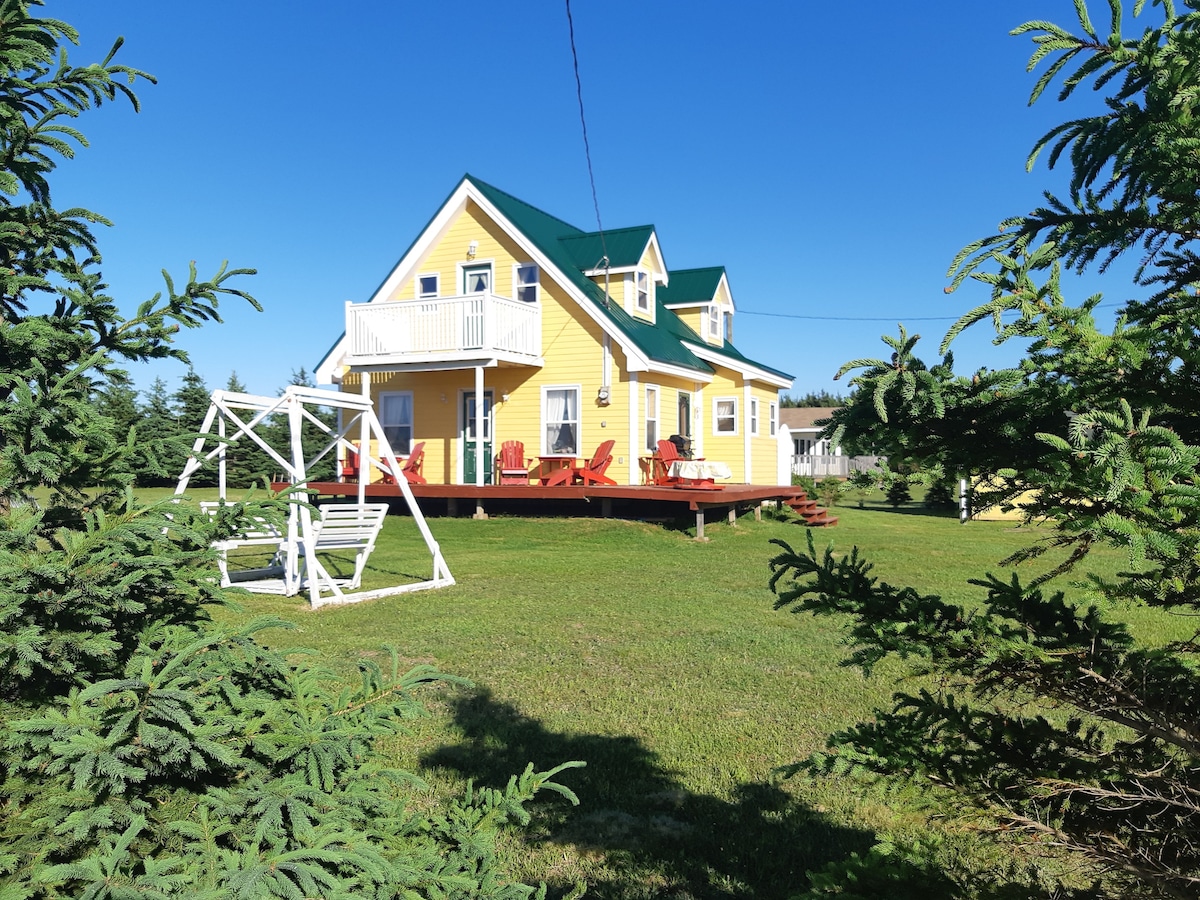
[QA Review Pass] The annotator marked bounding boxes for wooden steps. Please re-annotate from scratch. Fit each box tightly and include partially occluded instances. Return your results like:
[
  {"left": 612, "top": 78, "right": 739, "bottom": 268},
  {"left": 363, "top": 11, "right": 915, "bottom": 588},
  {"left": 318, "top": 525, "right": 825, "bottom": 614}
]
[{"left": 785, "top": 493, "right": 838, "bottom": 527}]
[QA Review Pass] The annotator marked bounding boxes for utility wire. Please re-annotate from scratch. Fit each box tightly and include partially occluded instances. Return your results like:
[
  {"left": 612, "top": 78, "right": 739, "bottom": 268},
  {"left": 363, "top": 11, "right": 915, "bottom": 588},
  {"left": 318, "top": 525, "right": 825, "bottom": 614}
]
[
  {"left": 739, "top": 301, "right": 1122, "bottom": 323},
  {"left": 565, "top": 0, "right": 610, "bottom": 280}
]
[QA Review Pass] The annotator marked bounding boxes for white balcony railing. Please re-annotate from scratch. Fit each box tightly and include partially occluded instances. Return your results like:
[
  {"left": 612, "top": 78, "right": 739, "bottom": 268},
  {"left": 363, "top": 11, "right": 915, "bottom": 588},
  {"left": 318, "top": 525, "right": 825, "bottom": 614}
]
[{"left": 344, "top": 293, "right": 541, "bottom": 366}]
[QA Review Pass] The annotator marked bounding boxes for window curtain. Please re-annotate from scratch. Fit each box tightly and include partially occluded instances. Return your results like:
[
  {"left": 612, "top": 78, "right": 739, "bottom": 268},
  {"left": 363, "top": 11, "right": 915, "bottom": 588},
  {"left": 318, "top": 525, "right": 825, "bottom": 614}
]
[
  {"left": 545, "top": 388, "right": 577, "bottom": 454},
  {"left": 381, "top": 393, "right": 413, "bottom": 455}
]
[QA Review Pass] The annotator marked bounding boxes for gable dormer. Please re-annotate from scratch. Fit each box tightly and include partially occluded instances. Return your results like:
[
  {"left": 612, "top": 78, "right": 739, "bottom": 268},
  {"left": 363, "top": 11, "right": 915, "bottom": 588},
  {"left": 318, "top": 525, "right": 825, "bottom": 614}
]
[
  {"left": 658, "top": 267, "right": 734, "bottom": 347},
  {"left": 560, "top": 226, "right": 667, "bottom": 323}
]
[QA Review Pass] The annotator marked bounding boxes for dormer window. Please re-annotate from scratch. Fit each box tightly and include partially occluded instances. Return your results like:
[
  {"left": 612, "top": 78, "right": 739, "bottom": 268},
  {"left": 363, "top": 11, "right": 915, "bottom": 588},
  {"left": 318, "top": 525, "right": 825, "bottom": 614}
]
[
  {"left": 724, "top": 311, "right": 733, "bottom": 344},
  {"left": 708, "top": 304, "right": 721, "bottom": 341},
  {"left": 636, "top": 271, "right": 650, "bottom": 313}
]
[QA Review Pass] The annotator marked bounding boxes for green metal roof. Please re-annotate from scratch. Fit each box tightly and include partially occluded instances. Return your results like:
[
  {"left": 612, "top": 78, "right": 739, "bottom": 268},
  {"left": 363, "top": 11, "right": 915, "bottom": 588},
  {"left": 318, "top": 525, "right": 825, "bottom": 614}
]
[
  {"left": 657, "top": 266, "right": 726, "bottom": 306},
  {"left": 468, "top": 174, "right": 792, "bottom": 381},
  {"left": 559, "top": 226, "right": 656, "bottom": 271}
]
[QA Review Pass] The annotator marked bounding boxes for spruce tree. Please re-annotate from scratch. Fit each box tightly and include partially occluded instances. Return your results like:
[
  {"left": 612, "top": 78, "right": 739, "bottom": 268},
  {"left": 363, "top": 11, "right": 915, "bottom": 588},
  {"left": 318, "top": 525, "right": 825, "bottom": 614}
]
[
  {"left": 772, "top": 3, "right": 1200, "bottom": 897},
  {"left": 0, "top": 4, "right": 578, "bottom": 897},
  {"left": 136, "top": 376, "right": 184, "bottom": 486},
  {"left": 173, "top": 367, "right": 215, "bottom": 486}
]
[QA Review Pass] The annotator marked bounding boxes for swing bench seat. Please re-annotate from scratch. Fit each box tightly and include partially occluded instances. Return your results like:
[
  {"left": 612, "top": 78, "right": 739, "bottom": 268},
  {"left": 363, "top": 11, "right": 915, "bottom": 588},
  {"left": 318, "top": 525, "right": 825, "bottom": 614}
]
[
  {"left": 299, "top": 503, "right": 391, "bottom": 593},
  {"left": 201, "top": 501, "right": 287, "bottom": 586}
]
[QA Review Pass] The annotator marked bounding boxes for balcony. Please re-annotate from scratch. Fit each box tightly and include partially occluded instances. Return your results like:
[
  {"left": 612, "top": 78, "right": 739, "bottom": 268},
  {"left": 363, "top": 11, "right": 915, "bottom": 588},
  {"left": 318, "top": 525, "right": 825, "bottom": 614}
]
[{"left": 343, "top": 293, "right": 542, "bottom": 370}]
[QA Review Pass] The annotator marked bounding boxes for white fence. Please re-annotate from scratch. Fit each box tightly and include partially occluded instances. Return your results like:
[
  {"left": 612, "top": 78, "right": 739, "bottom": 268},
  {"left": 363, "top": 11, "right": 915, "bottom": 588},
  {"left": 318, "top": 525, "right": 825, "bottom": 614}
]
[
  {"left": 345, "top": 293, "right": 541, "bottom": 363},
  {"left": 791, "top": 454, "right": 885, "bottom": 478}
]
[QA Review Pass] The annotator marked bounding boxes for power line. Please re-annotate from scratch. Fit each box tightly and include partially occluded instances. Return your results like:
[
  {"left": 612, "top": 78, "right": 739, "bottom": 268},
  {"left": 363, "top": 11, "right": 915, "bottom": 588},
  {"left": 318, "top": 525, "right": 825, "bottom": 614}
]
[
  {"left": 564, "top": 0, "right": 609, "bottom": 274},
  {"left": 738, "top": 301, "right": 1122, "bottom": 323},
  {"left": 741, "top": 310, "right": 972, "bottom": 322}
]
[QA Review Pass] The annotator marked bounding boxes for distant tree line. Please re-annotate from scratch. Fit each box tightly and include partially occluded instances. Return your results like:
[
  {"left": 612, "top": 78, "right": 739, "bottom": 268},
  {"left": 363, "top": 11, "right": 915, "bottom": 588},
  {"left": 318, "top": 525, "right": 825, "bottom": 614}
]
[
  {"left": 95, "top": 367, "right": 337, "bottom": 488},
  {"left": 779, "top": 390, "right": 847, "bottom": 408}
]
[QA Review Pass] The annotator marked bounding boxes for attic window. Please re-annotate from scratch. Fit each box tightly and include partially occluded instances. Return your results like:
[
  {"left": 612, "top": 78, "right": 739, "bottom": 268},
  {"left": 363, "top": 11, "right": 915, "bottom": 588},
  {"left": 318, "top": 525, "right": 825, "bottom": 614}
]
[
  {"left": 708, "top": 304, "right": 721, "bottom": 340},
  {"left": 418, "top": 274, "right": 439, "bottom": 299},
  {"left": 636, "top": 271, "right": 650, "bottom": 312},
  {"left": 724, "top": 311, "right": 733, "bottom": 344}
]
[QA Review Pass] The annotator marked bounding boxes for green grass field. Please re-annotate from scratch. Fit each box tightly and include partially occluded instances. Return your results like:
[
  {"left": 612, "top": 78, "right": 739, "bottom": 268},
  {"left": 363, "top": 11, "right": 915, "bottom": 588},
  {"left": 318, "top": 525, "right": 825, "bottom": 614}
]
[{"left": 200, "top": 495, "right": 1180, "bottom": 899}]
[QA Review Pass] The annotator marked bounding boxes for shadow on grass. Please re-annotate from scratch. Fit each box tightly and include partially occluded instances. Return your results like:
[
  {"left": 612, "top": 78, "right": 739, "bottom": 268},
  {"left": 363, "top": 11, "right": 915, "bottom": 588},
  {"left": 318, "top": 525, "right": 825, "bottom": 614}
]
[{"left": 422, "top": 688, "right": 875, "bottom": 900}]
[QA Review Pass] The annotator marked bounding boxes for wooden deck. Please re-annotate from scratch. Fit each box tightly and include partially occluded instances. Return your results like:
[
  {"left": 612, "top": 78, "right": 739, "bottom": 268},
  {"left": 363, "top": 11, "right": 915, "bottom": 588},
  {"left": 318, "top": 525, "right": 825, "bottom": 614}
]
[{"left": 279, "top": 481, "right": 827, "bottom": 540}]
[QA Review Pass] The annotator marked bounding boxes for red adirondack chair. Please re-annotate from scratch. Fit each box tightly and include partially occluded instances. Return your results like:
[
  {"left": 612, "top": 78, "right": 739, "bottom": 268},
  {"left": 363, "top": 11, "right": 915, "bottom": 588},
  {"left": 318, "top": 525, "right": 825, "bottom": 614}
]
[
  {"left": 341, "top": 441, "right": 360, "bottom": 481},
  {"left": 495, "top": 440, "right": 534, "bottom": 484},
  {"left": 384, "top": 441, "right": 426, "bottom": 484},
  {"left": 652, "top": 439, "right": 684, "bottom": 485},
  {"left": 572, "top": 439, "right": 616, "bottom": 485}
]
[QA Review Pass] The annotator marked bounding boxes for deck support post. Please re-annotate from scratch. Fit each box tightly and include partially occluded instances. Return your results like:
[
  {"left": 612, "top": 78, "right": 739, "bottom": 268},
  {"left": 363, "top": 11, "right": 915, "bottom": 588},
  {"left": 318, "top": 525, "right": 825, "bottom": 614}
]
[
  {"left": 601, "top": 497, "right": 612, "bottom": 517},
  {"left": 474, "top": 499, "right": 487, "bottom": 520},
  {"left": 754, "top": 504, "right": 762, "bottom": 522},
  {"left": 728, "top": 506, "right": 737, "bottom": 527},
  {"left": 695, "top": 508, "right": 708, "bottom": 541},
  {"left": 447, "top": 497, "right": 457, "bottom": 517}
]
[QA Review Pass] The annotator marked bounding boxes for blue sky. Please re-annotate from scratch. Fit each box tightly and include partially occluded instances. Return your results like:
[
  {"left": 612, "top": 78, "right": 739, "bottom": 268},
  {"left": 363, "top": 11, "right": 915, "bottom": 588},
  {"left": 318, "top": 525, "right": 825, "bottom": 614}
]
[{"left": 54, "top": 0, "right": 1141, "bottom": 401}]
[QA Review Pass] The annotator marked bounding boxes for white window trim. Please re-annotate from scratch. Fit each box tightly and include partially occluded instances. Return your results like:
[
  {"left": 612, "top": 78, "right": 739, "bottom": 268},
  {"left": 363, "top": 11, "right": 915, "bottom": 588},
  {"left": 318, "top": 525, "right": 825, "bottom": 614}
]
[
  {"left": 769, "top": 401, "right": 777, "bottom": 437},
  {"left": 417, "top": 273, "right": 439, "bottom": 299},
  {"left": 749, "top": 397, "right": 760, "bottom": 437},
  {"left": 636, "top": 270, "right": 651, "bottom": 313},
  {"left": 456, "top": 259, "right": 496, "bottom": 295},
  {"left": 645, "top": 385, "right": 659, "bottom": 453},
  {"left": 707, "top": 304, "right": 721, "bottom": 342},
  {"left": 379, "top": 390, "right": 414, "bottom": 455},
  {"left": 540, "top": 383, "right": 583, "bottom": 457},
  {"left": 712, "top": 396, "right": 738, "bottom": 436},
  {"left": 512, "top": 262, "right": 539, "bottom": 303}
]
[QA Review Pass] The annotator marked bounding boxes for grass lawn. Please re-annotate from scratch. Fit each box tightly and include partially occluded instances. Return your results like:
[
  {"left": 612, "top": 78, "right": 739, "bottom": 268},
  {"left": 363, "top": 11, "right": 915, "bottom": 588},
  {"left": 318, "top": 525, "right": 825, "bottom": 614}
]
[{"left": 200, "top": 495, "right": 1181, "bottom": 899}]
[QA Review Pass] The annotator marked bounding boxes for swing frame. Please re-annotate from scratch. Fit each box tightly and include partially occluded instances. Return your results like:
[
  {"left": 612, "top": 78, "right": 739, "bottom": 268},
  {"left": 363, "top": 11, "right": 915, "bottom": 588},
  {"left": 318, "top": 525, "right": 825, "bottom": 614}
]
[{"left": 174, "top": 386, "right": 454, "bottom": 607}]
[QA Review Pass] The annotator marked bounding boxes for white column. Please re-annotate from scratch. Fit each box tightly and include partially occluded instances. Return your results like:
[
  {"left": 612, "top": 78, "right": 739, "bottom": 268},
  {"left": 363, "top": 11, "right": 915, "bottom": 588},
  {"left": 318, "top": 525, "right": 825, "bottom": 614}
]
[
  {"left": 776, "top": 425, "right": 793, "bottom": 486},
  {"left": 627, "top": 372, "right": 639, "bottom": 485},
  {"left": 474, "top": 365, "right": 485, "bottom": 488},
  {"left": 359, "top": 372, "right": 370, "bottom": 505}
]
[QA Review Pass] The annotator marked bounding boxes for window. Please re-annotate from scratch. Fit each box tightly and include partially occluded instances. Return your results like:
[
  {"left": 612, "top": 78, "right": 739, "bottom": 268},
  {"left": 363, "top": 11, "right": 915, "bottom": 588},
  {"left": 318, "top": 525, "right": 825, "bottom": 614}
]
[
  {"left": 750, "top": 397, "right": 760, "bottom": 436},
  {"left": 379, "top": 391, "right": 413, "bottom": 455},
  {"left": 713, "top": 397, "right": 738, "bottom": 435},
  {"left": 463, "top": 264, "right": 491, "bottom": 293},
  {"left": 645, "top": 386, "right": 659, "bottom": 452},
  {"left": 708, "top": 304, "right": 721, "bottom": 340},
  {"left": 769, "top": 401, "right": 777, "bottom": 437},
  {"left": 636, "top": 271, "right": 650, "bottom": 312},
  {"left": 515, "top": 263, "right": 539, "bottom": 302},
  {"left": 724, "top": 312, "right": 733, "bottom": 345},
  {"left": 542, "top": 386, "right": 580, "bottom": 455},
  {"left": 418, "top": 274, "right": 439, "bottom": 298},
  {"left": 677, "top": 391, "right": 691, "bottom": 437}
]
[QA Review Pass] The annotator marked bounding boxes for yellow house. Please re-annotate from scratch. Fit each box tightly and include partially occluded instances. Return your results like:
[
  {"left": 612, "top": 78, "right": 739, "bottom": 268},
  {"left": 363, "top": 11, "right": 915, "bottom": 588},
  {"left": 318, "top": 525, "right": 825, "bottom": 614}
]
[{"left": 315, "top": 175, "right": 794, "bottom": 487}]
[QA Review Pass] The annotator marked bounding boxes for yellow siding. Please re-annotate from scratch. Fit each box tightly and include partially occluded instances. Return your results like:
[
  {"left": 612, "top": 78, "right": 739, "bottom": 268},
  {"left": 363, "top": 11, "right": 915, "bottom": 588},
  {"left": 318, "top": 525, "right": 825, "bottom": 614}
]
[
  {"left": 638, "top": 239, "right": 665, "bottom": 278},
  {"left": 674, "top": 307, "right": 706, "bottom": 338},
  {"left": 385, "top": 200, "right": 537, "bottom": 303},
  {"left": 589, "top": 272, "right": 626, "bottom": 307},
  {"left": 750, "top": 385, "right": 781, "bottom": 484},
  {"left": 345, "top": 275, "right": 634, "bottom": 483}
]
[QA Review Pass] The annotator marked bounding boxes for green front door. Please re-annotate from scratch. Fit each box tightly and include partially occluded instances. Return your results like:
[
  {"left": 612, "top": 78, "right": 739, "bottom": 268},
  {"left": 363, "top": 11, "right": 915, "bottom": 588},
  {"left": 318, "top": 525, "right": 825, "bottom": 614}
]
[{"left": 462, "top": 391, "right": 493, "bottom": 484}]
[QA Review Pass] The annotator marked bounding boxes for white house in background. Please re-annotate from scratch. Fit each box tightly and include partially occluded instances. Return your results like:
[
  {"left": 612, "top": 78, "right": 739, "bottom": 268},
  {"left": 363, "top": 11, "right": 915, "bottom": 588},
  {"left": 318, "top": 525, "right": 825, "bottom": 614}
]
[{"left": 779, "top": 407, "right": 840, "bottom": 457}]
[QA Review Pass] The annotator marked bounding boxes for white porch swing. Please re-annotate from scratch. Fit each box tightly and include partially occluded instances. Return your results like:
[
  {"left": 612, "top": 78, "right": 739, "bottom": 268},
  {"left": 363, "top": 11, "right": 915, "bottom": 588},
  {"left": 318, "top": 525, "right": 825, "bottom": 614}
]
[{"left": 173, "top": 385, "right": 454, "bottom": 608}]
